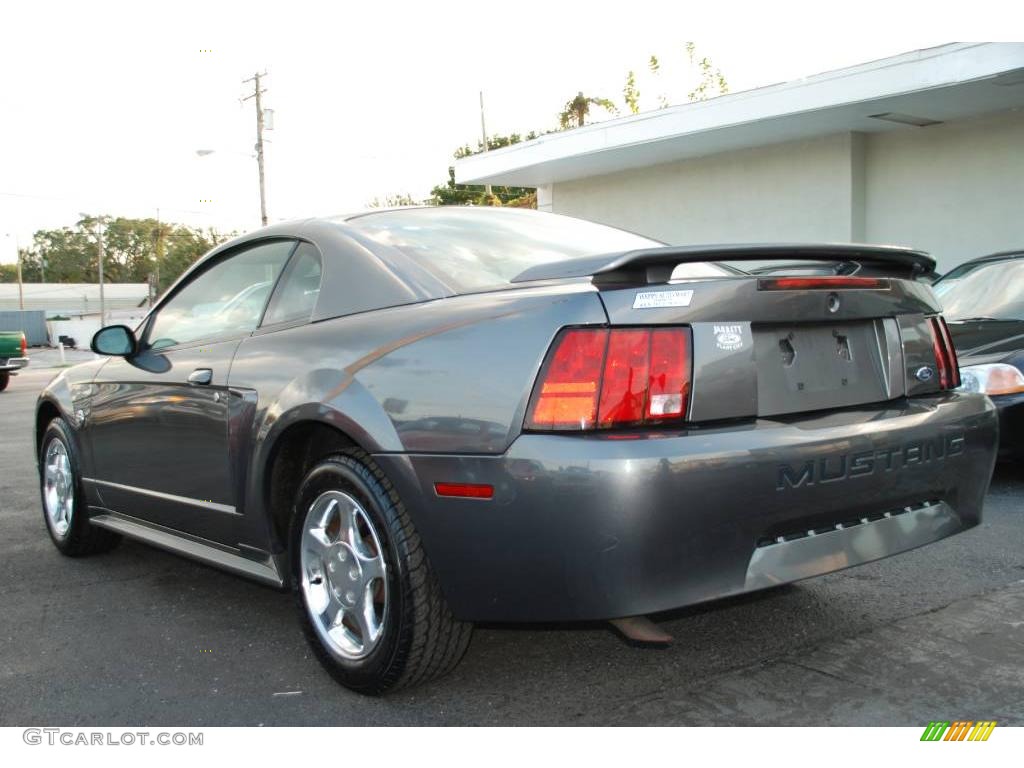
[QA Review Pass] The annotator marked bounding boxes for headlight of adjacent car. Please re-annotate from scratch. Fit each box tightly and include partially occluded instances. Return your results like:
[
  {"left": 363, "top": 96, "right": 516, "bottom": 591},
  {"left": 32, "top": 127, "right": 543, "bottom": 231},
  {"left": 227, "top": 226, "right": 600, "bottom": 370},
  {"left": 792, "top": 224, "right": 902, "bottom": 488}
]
[{"left": 958, "top": 363, "right": 1024, "bottom": 395}]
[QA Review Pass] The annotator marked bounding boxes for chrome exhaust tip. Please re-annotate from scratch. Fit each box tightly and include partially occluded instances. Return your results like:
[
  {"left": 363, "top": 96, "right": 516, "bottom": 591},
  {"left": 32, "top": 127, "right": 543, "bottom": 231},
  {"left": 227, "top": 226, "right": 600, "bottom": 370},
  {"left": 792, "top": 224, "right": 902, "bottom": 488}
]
[{"left": 609, "top": 615, "right": 673, "bottom": 645}]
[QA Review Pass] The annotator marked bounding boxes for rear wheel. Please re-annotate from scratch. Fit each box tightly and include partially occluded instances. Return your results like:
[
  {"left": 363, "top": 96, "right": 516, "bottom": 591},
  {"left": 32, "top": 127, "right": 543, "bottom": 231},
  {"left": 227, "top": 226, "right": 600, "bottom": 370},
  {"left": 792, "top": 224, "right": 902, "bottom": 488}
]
[
  {"left": 40, "top": 417, "right": 121, "bottom": 556},
  {"left": 290, "top": 449, "right": 472, "bottom": 694},
  {"left": 0, "top": 372, "right": 9, "bottom": 391}
]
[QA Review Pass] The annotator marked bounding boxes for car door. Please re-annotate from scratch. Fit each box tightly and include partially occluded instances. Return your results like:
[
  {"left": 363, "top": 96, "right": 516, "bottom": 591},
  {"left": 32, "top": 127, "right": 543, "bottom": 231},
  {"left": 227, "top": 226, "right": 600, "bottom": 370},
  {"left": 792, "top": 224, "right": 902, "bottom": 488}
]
[{"left": 85, "top": 238, "right": 297, "bottom": 544}]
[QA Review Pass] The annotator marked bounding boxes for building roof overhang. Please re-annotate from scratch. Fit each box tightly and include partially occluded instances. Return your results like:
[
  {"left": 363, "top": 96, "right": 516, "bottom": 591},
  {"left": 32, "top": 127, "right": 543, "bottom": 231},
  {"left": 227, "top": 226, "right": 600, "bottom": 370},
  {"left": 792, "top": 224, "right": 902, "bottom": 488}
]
[{"left": 454, "top": 43, "right": 1024, "bottom": 187}]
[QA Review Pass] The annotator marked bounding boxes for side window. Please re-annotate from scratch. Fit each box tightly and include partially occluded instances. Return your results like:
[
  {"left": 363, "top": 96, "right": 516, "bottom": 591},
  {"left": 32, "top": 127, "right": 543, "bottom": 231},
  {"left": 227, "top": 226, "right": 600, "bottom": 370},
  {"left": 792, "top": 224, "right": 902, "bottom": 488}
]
[
  {"left": 261, "top": 242, "right": 323, "bottom": 326},
  {"left": 147, "top": 240, "right": 295, "bottom": 350}
]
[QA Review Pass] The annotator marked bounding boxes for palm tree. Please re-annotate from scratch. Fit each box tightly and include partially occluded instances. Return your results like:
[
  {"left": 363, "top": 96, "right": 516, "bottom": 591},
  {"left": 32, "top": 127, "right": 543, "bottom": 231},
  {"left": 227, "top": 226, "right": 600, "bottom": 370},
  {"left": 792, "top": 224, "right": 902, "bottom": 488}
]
[{"left": 559, "top": 92, "right": 618, "bottom": 129}]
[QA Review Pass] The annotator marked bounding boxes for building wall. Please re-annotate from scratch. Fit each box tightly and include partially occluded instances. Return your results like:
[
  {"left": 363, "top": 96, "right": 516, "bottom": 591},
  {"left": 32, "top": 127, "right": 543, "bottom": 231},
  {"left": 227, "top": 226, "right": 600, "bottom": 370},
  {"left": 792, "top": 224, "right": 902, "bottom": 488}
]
[
  {"left": 551, "top": 133, "right": 860, "bottom": 245},
  {"left": 48, "top": 309, "right": 148, "bottom": 349},
  {"left": 549, "top": 110, "right": 1024, "bottom": 273},
  {"left": 862, "top": 110, "right": 1024, "bottom": 269},
  {"left": 0, "top": 310, "right": 48, "bottom": 346},
  {"left": 0, "top": 283, "right": 151, "bottom": 314}
]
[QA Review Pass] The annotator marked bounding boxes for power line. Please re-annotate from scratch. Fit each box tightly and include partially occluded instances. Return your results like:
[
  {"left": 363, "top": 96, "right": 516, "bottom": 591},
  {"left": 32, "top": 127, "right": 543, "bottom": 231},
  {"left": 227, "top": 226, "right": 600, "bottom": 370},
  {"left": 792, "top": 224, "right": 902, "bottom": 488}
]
[{"left": 0, "top": 190, "right": 215, "bottom": 218}]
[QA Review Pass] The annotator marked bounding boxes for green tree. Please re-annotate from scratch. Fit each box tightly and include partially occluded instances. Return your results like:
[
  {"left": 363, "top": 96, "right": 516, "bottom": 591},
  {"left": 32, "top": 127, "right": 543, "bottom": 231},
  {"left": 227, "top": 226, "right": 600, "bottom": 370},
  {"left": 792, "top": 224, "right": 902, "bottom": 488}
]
[
  {"left": 505, "top": 191, "right": 537, "bottom": 209},
  {"left": 685, "top": 42, "right": 729, "bottom": 101},
  {"left": 558, "top": 91, "right": 618, "bottom": 129},
  {"left": 430, "top": 132, "right": 538, "bottom": 207},
  {"left": 157, "top": 225, "right": 228, "bottom": 294},
  {"left": 10, "top": 215, "right": 230, "bottom": 293},
  {"left": 21, "top": 224, "right": 95, "bottom": 283},
  {"left": 649, "top": 56, "right": 668, "bottom": 109},
  {"left": 635, "top": 43, "right": 729, "bottom": 113},
  {"left": 623, "top": 70, "right": 641, "bottom": 115}
]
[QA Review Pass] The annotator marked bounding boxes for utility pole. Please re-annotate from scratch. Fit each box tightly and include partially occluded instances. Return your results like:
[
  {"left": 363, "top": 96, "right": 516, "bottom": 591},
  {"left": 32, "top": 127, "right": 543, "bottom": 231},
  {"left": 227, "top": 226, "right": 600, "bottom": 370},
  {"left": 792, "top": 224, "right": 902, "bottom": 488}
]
[
  {"left": 243, "top": 71, "right": 269, "bottom": 226},
  {"left": 96, "top": 224, "right": 106, "bottom": 326},
  {"left": 154, "top": 207, "right": 163, "bottom": 300},
  {"left": 15, "top": 236, "right": 24, "bottom": 310},
  {"left": 479, "top": 91, "right": 492, "bottom": 197}
]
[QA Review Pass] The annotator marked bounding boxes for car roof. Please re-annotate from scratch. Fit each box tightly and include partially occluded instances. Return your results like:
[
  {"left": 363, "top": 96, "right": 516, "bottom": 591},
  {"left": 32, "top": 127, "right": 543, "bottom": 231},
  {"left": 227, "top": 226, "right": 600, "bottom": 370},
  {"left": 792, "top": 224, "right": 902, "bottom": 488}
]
[
  {"left": 152, "top": 216, "right": 452, "bottom": 325},
  {"left": 337, "top": 205, "right": 539, "bottom": 222},
  {"left": 934, "top": 249, "right": 1024, "bottom": 282},
  {"left": 336, "top": 205, "right": 434, "bottom": 221},
  {"left": 956, "top": 249, "right": 1024, "bottom": 266},
  {"left": 154, "top": 209, "right": 569, "bottom": 323}
]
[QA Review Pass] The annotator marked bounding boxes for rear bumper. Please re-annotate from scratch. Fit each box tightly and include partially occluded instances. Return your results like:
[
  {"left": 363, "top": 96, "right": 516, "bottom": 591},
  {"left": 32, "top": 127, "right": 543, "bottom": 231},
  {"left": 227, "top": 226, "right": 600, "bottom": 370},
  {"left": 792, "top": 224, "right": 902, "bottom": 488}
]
[
  {"left": 374, "top": 393, "right": 998, "bottom": 622},
  {"left": 0, "top": 357, "right": 28, "bottom": 372}
]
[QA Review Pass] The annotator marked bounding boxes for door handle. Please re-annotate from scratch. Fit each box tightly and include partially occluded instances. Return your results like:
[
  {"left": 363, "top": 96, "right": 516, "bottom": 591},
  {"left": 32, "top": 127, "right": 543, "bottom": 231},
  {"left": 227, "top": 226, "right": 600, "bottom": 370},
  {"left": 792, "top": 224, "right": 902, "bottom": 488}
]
[{"left": 188, "top": 368, "right": 213, "bottom": 385}]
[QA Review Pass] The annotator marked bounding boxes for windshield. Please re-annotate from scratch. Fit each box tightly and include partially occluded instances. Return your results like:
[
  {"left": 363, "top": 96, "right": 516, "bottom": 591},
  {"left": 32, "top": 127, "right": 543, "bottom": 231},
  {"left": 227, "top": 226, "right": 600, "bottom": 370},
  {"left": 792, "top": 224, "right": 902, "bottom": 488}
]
[
  {"left": 937, "top": 259, "right": 1024, "bottom": 321},
  {"left": 343, "top": 208, "right": 732, "bottom": 292}
]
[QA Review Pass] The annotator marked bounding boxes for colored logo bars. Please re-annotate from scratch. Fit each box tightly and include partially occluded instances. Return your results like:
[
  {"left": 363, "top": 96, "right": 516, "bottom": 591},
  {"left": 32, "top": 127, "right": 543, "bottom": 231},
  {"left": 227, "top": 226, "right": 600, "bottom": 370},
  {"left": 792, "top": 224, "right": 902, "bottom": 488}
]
[{"left": 920, "top": 721, "right": 997, "bottom": 741}]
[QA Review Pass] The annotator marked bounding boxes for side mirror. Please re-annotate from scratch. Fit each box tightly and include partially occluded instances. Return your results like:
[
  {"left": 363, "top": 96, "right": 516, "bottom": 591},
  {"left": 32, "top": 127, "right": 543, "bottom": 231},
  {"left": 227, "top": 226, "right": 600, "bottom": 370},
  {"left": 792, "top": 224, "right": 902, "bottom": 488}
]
[{"left": 91, "top": 325, "right": 137, "bottom": 357}]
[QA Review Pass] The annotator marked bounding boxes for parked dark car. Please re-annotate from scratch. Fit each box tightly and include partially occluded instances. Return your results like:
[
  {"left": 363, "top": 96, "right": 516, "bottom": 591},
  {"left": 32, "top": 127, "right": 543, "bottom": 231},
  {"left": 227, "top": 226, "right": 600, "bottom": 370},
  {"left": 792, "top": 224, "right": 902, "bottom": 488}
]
[
  {"left": 935, "top": 249, "right": 1024, "bottom": 459},
  {"left": 35, "top": 208, "right": 998, "bottom": 693}
]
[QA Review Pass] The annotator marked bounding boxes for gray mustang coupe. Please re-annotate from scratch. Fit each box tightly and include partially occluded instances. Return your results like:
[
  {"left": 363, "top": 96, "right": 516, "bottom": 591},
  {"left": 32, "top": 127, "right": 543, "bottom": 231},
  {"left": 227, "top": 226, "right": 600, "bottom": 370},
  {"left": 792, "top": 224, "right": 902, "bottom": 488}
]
[{"left": 35, "top": 208, "right": 997, "bottom": 693}]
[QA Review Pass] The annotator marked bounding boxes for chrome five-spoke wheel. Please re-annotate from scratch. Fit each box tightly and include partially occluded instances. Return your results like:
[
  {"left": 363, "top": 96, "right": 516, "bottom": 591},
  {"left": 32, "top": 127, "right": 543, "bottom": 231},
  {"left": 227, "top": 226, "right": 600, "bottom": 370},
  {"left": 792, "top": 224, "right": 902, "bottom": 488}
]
[
  {"left": 300, "top": 490, "right": 389, "bottom": 660},
  {"left": 43, "top": 438, "right": 74, "bottom": 538},
  {"left": 38, "top": 418, "right": 118, "bottom": 556},
  {"left": 291, "top": 451, "right": 471, "bottom": 692}
]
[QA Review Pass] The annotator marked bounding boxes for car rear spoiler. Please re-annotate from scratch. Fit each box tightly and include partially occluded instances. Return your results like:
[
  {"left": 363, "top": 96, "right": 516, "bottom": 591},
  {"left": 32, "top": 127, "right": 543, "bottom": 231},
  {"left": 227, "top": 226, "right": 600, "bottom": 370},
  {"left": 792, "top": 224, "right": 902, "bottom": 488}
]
[{"left": 511, "top": 243, "right": 936, "bottom": 286}]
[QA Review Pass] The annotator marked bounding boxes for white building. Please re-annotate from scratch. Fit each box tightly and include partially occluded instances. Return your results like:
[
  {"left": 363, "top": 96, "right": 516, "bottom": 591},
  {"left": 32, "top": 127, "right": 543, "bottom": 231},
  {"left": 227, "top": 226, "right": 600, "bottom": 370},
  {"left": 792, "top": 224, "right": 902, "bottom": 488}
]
[
  {"left": 455, "top": 43, "right": 1024, "bottom": 273},
  {"left": 0, "top": 283, "right": 150, "bottom": 315},
  {"left": 0, "top": 283, "right": 151, "bottom": 346}
]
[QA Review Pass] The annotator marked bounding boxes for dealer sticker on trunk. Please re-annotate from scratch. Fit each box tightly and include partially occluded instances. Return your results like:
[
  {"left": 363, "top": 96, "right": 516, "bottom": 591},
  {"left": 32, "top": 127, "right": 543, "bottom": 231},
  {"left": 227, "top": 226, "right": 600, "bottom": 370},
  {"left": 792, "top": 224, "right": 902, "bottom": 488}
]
[{"left": 632, "top": 289, "right": 694, "bottom": 309}]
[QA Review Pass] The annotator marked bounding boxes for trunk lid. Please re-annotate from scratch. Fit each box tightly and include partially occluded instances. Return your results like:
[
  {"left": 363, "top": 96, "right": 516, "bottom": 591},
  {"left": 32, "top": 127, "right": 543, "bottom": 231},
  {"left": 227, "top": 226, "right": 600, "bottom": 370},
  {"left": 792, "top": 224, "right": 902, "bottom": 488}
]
[{"left": 515, "top": 245, "right": 945, "bottom": 422}]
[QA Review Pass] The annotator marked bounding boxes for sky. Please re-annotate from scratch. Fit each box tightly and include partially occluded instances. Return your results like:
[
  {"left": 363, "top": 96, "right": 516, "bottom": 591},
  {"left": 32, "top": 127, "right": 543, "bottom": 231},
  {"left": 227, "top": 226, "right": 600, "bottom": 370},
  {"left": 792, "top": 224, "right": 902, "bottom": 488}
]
[{"left": 1, "top": 0, "right": 1018, "bottom": 263}]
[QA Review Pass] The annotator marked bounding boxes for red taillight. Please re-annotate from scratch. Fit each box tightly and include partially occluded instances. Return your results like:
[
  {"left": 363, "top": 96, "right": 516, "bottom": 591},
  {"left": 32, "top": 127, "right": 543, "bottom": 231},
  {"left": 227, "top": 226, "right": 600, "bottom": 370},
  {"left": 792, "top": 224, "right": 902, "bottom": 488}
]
[
  {"left": 928, "top": 316, "right": 960, "bottom": 390},
  {"left": 527, "top": 328, "right": 607, "bottom": 430},
  {"left": 597, "top": 329, "right": 649, "bottom": 427},
  {"left": 938, "top": 317, "right": 960, "bottom": 389},
  {"left": 20, "top": 334, "right": 27, "bottom": 356},
  {"left": 757, "top": 277, "right": 888, "bottom": 290},
  {"left": 647, "top": 329, "right": 691, "bottom": 420},
  {"left": 526, "top": 327, "right": 691, "bottom": 431}
]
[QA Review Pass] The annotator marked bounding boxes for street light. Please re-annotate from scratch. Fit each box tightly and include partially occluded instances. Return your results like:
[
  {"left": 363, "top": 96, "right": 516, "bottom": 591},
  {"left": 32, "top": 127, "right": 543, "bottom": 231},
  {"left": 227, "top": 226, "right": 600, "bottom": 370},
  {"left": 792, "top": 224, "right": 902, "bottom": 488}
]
[
  {"left": 3, "top": 233, "right": 23, "bottom": 311},
  {"left": 95, "top": 224, "right": 106, "bottom": 327},
  {"left": 3, "top": 233, "right": 25, "bottom": 339},
  {"left": 195, "top": 148, "right": 254, "bottom": 158}
]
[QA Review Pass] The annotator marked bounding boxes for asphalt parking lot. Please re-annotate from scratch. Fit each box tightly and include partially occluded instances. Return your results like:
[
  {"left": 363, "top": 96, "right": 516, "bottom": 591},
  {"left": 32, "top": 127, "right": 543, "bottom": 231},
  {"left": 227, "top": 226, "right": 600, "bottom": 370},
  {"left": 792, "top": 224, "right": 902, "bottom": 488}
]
[{"left": 2, "top": 350, "right": 1023, "bottom": 726}]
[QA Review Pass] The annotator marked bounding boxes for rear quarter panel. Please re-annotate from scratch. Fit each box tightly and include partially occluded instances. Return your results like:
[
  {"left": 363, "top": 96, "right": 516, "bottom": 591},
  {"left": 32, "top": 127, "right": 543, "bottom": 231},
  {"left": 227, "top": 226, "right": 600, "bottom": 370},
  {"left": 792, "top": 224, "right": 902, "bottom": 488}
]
[
  {"left": 233, "top": 282, "right": 605, "bottom": 454},
  {"left": 229, "top": 283, "right": 606, "bottom": 546}
]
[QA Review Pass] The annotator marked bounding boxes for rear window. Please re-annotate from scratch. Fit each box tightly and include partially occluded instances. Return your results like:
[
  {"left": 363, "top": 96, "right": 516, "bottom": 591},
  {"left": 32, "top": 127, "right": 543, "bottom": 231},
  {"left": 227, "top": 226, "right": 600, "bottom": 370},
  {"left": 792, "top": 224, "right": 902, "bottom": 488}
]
[{"left": 343, "top": 208, "right": 667, "bottom": 292}]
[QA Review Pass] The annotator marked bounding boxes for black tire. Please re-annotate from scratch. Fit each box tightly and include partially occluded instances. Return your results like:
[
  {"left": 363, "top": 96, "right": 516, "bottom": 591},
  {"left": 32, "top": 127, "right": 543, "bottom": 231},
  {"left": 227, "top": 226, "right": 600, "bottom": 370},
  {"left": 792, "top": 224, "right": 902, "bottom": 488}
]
[
  {"left": 290, "top": 449, "right": 472, "bottom": 694},
  {"left": 0, "top": 371, "right": 9, "bottom": 392},
  {"left": 39, "top": 417, "right": 121, "bottom": 556}
]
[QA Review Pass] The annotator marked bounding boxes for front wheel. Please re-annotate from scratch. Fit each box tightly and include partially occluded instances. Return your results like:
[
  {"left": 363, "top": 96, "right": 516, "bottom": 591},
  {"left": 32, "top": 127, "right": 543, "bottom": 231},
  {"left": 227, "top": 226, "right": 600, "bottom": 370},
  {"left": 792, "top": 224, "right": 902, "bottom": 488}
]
[
  {"left": 39, "top": 417, "right": 120, "bottom": 556},
  {"left": 290, "top": 449, "right": 472, "bottom": 694}
]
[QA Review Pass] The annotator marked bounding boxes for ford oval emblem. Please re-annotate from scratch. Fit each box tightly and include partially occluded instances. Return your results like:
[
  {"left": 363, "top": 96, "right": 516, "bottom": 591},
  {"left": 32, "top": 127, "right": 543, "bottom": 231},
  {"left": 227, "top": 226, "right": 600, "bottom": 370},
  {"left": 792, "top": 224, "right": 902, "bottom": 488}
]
[{"left": 915, "top": 365, "right": 934, "bottom": 382}]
